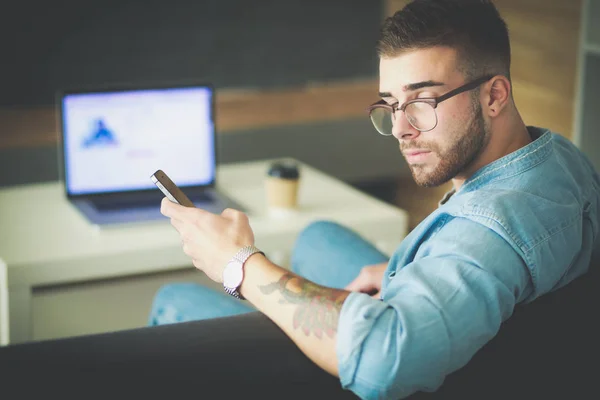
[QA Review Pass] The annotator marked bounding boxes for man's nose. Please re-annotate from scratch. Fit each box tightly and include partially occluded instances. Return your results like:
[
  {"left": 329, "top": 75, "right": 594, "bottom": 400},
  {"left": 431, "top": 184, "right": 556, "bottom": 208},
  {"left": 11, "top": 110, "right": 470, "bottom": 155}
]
[{"left": 391, "top": 111, "right": 421, "bottom": 141}]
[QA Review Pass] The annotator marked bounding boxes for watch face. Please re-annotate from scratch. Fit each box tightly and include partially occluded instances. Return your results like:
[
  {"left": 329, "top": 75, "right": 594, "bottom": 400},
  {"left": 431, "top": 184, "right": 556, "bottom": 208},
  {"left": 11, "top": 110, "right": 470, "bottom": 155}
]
[{"left": 223, "top": 260, "right": 243, "bottom": 289}]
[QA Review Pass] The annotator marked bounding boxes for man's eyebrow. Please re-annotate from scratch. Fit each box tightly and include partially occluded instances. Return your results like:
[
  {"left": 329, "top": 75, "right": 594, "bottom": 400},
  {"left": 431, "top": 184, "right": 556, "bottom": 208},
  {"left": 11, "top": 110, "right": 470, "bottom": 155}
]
[
  {"left": 403, "top": 80, "right": 445, "bottom": 91},
  {"left": 378, "top": 91, "right": 394, "bottom": 98},
  {"left": 378, "top": 80, "right": 446, "bottom": 99}
]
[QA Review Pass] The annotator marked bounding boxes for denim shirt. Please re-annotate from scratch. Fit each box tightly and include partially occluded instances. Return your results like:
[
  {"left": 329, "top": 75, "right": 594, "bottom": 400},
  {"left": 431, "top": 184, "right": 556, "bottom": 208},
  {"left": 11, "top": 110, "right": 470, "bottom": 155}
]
[{"left": 336, "top": 127, "right": 600, "bottom": 400}]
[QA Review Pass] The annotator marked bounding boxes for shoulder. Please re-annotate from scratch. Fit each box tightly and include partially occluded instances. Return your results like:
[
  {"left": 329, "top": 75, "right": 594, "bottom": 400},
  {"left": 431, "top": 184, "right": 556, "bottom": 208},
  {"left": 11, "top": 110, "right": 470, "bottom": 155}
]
[
  {"left": 453, "top": 187, "right": 581, "bottom": 252},
  {"left": 444, "top": 188, "right": 596, "bottom": 299}
]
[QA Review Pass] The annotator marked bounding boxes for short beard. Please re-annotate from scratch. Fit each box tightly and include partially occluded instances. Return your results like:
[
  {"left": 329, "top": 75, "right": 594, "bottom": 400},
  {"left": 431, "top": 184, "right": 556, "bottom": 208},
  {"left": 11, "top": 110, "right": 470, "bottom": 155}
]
[{"left": 409, "top": 102, "right": 489, "bottom": 187}]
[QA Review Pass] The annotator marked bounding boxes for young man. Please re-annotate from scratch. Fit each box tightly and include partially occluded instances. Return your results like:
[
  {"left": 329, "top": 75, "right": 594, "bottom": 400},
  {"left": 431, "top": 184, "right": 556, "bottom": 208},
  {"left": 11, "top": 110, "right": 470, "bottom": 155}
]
[{"left": 149, "top": 0, "right": 600, "bottom": 398}]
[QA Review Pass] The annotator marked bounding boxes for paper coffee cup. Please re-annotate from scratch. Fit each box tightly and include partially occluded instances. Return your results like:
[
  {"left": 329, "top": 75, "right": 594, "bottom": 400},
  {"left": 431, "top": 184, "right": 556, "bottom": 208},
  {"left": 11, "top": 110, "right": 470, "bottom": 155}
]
[{"left": 265, "top": 161, "right": 300, "bottom": 210}]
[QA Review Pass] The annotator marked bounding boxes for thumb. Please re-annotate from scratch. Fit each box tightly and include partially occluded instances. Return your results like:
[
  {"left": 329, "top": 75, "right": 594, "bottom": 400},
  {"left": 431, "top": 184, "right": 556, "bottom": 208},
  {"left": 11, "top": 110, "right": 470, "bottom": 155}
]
[
  {"left": 345, "top": 276, "right": 377, "bottom": 293},
  {"left": 344, "top": 277, "right": 361, "bottom": 292}
]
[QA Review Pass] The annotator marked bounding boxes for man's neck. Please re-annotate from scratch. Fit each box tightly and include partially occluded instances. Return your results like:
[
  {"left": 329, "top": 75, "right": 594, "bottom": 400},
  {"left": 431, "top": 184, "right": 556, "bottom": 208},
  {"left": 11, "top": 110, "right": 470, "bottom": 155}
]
[{"left": 452, "top": 112, "right": 532, "bottom": 191}]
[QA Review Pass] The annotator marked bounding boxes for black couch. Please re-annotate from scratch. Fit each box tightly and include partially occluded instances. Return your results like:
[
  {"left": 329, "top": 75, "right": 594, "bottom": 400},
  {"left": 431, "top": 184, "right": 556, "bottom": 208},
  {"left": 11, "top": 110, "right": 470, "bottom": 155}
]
[{"left": 0, "top": 260, "right": 597, "bottom": 400}]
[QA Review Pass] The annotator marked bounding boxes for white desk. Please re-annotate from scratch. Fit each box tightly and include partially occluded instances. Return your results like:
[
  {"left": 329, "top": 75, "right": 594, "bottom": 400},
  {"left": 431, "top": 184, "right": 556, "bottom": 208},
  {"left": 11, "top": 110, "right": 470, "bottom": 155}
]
[{"left": 0, "top": 159, "right": 408, "bottom": 344}]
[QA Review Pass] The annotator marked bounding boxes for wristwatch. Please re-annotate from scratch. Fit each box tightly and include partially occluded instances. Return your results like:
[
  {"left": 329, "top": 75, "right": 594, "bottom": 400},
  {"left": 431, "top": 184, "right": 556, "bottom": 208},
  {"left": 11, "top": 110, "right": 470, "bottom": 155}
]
[{"left": 222, "top": 245, "right": 264, "bottom": 299}]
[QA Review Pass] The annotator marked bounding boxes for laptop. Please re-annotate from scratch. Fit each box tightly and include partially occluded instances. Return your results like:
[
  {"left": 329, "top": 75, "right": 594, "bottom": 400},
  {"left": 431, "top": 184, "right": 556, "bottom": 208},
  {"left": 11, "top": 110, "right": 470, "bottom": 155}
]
[{"left": 57, "top": 81, "right": 245, "bottom": 227}]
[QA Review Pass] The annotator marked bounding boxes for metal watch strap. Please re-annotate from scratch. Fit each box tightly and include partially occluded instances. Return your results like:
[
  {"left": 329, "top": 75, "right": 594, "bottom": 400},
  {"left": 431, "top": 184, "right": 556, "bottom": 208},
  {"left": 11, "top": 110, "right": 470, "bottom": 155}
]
[{"left": 224, "top": 245, "right": 264, "bottom": 299}]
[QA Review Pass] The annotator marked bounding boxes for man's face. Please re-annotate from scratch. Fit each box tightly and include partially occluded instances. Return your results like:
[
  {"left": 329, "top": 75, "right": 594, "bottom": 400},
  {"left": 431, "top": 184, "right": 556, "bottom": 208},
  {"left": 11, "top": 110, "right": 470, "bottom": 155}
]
[{"left": 378, "top": 47, "right": 489, "bottom": 187}]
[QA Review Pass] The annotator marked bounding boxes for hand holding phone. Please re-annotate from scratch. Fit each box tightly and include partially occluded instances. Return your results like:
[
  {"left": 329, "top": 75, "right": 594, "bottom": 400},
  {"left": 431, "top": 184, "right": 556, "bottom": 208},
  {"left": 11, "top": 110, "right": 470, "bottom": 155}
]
[{"left": 151, "top": 169, "right": 195, "bottom": 208}]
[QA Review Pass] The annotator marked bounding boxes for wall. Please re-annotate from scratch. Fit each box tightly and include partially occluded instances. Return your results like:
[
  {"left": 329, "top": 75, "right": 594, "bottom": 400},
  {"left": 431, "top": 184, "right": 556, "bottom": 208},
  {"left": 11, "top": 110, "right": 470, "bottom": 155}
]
[
  {"left": 0, "top": 0, "right": 584, "bottom": 187},
  {"left": 0, "top": 0, "right": 382, "bottom": 106},
  {"left": 0, "top": 0, "right": 410, "bottom": 187}
]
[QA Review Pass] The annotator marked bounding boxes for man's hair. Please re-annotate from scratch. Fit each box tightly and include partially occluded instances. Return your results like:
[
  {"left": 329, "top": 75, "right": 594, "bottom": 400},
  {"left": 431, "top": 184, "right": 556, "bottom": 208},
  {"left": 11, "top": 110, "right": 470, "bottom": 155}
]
[{"left": 377, "top": 0, "right": 511, "bottom": 81}]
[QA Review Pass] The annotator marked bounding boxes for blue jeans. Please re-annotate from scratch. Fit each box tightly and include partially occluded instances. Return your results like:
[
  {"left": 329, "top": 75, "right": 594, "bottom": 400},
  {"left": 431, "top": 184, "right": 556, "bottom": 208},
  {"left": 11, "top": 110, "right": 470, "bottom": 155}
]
[{"left": 148, "top": 220, "right": 389, "bottom": 325}]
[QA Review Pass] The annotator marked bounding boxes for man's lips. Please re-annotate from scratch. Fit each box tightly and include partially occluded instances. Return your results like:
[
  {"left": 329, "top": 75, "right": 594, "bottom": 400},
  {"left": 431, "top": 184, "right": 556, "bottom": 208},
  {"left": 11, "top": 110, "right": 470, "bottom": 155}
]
[
  {"left": 403, "top": 149, "right": 431, "bottom": 156},
  {"left": 403, "top": 149, "right": 432, "bottom": 163}
]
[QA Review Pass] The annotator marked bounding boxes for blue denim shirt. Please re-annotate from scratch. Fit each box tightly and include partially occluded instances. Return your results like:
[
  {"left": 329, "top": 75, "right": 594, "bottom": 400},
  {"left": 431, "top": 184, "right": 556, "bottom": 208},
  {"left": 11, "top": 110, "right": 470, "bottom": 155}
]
[{"left": 336, "top": 127, "right": 600, "bottom": 399}]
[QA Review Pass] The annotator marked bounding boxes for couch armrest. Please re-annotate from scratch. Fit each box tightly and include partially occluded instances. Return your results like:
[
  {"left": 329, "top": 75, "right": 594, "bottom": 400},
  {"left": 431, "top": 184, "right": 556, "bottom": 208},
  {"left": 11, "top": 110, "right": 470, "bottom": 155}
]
[
  {"left": 1, "top": 256, "right": 597, "bottom": 399},
  {"left": 0, "top": 311, "right": 358, "bottom": 398}
]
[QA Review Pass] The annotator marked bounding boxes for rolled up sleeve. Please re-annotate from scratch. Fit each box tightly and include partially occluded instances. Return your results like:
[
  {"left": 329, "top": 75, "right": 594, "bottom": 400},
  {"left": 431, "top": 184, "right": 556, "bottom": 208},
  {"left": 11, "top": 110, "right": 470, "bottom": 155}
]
[{"left": 336, "top": 218, "right": 531, "bottom": 399}]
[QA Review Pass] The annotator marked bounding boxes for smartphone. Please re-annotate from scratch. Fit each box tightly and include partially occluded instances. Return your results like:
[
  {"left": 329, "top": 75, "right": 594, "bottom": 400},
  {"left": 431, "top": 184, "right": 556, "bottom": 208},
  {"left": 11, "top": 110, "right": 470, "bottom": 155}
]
[{"left": 150, "top": 169, "right": 195, "bottom": 207}]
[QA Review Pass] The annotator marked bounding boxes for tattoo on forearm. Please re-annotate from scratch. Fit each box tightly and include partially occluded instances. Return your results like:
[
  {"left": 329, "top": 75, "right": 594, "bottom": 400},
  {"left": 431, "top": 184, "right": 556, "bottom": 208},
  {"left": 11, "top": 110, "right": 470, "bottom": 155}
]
[{"left": 259, "top": 273, "right": 346, "bottom": 339}]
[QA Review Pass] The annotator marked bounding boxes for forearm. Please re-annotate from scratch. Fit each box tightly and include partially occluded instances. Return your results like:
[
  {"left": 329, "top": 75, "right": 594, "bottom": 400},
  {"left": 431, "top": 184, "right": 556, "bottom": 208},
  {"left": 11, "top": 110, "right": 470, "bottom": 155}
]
[{"left": 239, "top": 253, "right": 350, "bottom": 376}]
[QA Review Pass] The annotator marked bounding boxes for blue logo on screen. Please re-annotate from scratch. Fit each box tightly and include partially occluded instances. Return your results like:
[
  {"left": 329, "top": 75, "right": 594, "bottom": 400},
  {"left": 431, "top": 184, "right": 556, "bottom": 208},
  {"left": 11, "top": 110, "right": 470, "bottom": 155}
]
[{"left": 82, "top": 118, "right": 118, "bottom": 148}]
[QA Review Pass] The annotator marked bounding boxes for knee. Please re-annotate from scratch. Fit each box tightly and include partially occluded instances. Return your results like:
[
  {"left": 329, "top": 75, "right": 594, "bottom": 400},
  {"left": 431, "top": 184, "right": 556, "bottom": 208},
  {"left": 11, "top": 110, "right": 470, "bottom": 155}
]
[
  {"left": 148, "top": 283, "right": 191, "bottom": 326},
  {"left": 150, "top": 282, "right": 223, "bottom": 325},
  {"left": 151, "top": 282, "right": 195, "bottom": 305},
  {"left": 296, "top": 220, "right": 347, "bottom": 245},
  {"left": 292, "top": 220, "right": 353, "bottom": 257},
  {"left": 149, "top": 282, "right": 207, "bottom": 317}
]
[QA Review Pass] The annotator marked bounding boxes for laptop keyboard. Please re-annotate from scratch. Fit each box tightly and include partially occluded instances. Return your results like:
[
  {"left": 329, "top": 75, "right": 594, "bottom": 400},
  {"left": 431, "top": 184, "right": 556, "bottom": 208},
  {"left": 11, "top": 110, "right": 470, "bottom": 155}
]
[{"left": 93, "top": 191, "right": 214, "bottom": 211}]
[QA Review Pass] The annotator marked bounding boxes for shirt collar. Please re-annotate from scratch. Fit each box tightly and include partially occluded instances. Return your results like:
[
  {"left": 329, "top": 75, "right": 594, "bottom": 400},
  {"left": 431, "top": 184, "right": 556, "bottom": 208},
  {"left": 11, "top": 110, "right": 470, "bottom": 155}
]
[{"left": 456, "top": 126, "right": 553, "bottom": 195}]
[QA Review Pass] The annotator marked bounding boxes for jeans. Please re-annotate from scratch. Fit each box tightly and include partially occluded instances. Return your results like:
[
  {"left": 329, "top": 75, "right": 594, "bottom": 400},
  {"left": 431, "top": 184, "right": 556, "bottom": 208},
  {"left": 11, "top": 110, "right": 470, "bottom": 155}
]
[{"left": 148, "top": 220, "right": 389, "bottom": 326}]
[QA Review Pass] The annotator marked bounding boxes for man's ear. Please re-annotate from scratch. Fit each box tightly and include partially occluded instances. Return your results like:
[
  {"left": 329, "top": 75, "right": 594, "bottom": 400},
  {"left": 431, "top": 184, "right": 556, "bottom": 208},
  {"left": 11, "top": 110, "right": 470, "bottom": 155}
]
[{"left": 485, "top": 76, "right": 511, "bottom": 117}]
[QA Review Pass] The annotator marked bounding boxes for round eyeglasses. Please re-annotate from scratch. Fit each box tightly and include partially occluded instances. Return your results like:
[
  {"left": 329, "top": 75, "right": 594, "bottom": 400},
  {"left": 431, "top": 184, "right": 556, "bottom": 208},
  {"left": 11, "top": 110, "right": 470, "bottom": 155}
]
[{"left": 366, "top": 75, "right": 494, "bottom": 135}]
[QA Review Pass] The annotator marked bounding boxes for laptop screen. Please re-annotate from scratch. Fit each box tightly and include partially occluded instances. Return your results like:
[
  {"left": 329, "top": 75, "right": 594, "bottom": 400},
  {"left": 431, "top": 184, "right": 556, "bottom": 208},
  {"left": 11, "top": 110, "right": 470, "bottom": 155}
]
[{"left": 60, "top": 85, "right": 215, "bottom": 196}]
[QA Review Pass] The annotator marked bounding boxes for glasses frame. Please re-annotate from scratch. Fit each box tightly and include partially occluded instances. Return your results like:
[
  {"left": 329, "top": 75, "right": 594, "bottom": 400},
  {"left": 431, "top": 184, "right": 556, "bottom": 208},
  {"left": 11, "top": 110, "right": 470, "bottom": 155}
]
[{"left": 367, "top": 75, "right": 496, "bottom": 134}]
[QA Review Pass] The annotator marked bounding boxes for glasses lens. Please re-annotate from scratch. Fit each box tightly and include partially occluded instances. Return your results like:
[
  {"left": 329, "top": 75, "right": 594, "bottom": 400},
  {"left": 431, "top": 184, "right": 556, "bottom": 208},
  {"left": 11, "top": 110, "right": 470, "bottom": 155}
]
[
  {"left": 405, "top": 101, "right": 437, "bottom": 131},
  {"left": 369, "top": 107, "right": 394, "bottom": 136}
]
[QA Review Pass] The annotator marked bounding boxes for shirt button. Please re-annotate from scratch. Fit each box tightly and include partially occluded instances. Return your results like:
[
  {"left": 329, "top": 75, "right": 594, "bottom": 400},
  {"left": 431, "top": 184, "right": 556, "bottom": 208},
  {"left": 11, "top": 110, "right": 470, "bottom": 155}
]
[{"left": 388, "top": 271, "right": 396, "bottom": 279}]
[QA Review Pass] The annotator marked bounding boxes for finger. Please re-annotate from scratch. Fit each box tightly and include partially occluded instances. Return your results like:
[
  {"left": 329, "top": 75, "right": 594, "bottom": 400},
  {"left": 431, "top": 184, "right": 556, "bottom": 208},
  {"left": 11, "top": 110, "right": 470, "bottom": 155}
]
[
  {"left": 160, "top": 197, "right": 184, "bottom": 218},
  {"left": 221, "top": 207, "right": 246, "bottom": 221},
  {"left": 161, "top": 197, "right": 212, "bottom": 222},
  {"left": 221, "top": 207, "right": 235, "bottom": 218},
  {"left": 344, "top": 279, "right": 358, "bottom": 291},
  {"left": 192, "top": 259, "right": 205, "bottom": 272},
  {"left": 182, "top": 242, "right": 192, "bottom": 257},
  {"left": 345, "top": 277, "right": 371, "bottom": 292},
  {"left": 169, "top": 216, "right": 185, "bottom": 232},
  {"left": 370, "top": 291, "right": 381, "bottom": 299}
]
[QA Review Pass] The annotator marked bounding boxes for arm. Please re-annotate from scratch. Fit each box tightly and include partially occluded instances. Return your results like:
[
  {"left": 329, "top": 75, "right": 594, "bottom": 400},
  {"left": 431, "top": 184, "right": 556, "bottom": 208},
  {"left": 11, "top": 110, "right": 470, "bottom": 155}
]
[
  {"left": 160, "top": 200, "right": 352, "bottom": 376},
  {"left": 160, "top": 199, "right": 532, "bottom": 399},
  {"left": 240, "top": 254, "right": 349, "bottom": 376},
  {"left": 335, "top": 218, "right": 532, "bottom": 399},
  {"left": 239, "top": 259, "right": 389, "bottom": 375},
  {"left": 241, "top": 220, "right": 530, "bottom": 400}
]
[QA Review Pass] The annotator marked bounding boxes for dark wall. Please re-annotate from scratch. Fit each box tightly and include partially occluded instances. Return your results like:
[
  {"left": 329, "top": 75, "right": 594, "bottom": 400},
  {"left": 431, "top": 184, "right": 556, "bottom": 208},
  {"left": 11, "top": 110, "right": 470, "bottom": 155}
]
[
  {"left": 0, "top": 0, "right": 409, "bottom": 188},
  {"left": 0, "top": 0, "right": 382, "bottom": 106}
]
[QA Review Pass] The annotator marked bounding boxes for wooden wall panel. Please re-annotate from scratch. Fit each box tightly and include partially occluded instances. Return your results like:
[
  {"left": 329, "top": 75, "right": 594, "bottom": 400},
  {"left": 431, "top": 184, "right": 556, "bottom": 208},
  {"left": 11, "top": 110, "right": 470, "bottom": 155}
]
[
  {"left": 0, "top": 80, "right": 379, "bottom": 150},
  {"left": 0, "top": 0, "right": 583, "bottom": 150}
]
